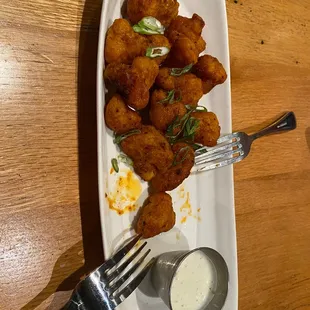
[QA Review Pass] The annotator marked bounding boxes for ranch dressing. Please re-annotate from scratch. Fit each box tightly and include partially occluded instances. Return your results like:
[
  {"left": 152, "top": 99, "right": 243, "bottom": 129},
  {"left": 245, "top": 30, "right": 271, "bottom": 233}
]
[{"left": 170, "top": 250, "right": 215, "bottom": 310}]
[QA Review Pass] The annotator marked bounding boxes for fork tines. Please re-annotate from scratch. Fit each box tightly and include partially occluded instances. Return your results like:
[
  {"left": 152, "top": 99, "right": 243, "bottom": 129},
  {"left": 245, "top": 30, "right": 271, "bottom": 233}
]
[
  {"left": 194, "top": 133, "right": 244, "bottom": 172},
  {"left": 99, "top": 234, "right": 154, "bottom": 305}
]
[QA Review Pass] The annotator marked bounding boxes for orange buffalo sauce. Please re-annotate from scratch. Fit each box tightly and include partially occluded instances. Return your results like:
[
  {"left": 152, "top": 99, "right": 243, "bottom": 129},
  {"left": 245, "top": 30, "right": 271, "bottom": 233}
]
[
  {"left": 180, "top": 192, "right": 201, "bottom": 223},
  {"left": 106, "top": 170, "right": 142, "bottom": 215}
]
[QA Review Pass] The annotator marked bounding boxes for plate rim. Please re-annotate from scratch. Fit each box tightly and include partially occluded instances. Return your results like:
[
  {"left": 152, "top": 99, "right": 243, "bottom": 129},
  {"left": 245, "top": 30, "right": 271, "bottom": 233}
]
[{"left": 96, "top": 1, "right": 238, "bottom": 309}]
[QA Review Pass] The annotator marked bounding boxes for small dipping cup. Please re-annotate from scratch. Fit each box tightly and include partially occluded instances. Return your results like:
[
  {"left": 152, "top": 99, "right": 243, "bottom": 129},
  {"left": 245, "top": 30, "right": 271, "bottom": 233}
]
[{"left": 150, "top": 247, "right": 229, "bottom": 310}]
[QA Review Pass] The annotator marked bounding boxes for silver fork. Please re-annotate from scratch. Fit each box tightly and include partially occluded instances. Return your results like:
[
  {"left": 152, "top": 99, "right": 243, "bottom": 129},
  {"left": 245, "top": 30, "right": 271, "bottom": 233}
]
[
  {"left": 63, "top": 235, "right": 154, "bottom": 310},
  {"left": 193, "top": 112, "right": 297, "bottom": 173}
]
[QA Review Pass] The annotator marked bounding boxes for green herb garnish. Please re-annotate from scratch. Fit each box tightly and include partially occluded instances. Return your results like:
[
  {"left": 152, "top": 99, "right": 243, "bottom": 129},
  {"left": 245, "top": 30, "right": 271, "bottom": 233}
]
[
  {"left": 158, "top": 89, "right": 182, "bottom": 104},
  {"left": 172, "top": 146, "right": 191, "bottom": 166},
  {"left": 111, "top": 158, "right": 119, "bottom": 173},
  {"left": 185, "top": 105, "right": 208, "bottom": 112},
  {"left": 113, "top": 129, "right": 141, "bottom": 145},
  {"left": 117, "top": 153, "right": 133, "bottom": 166},
  {"left": 146, "top": 46, "right": 170, "bottom": 58},
  {"left": 191, "top": 143, "right": 204, "bottom": 151},
  {"left": 133, "top": 16, "right": 165, "bottom": 35},
  {"left": 166, "top": 106, "right": 207, "bottom": 144},
  {"left": 170, "top": 64, "right": 193, "bottom": 77}
]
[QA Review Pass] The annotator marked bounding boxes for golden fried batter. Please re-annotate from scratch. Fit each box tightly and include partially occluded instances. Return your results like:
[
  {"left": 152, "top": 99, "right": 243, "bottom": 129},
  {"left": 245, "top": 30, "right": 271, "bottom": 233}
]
[
  {"left": 105, "top": 94, "right": 142, "bottom": 134},
  {"left": 155, "top": 67, "right": 203, "bottom": 106},
  {"left": 105, "top": 19, "right": 147, "bottom": 64},
  {"left": 151, "top": 143, "right": 195, "bottom": 192},
  {"left": 166, "top": 14, "right": 206, "bottom": 51},
  {"left": 105, "top": 19, "right": 172, "bottom": 65},
  {"left": 135, "top": 192, "right": 175, "bottom": 238},
  {"left": 127, "top": 0, "right": 179, "bottom": 27},
  {"left": 149, "top": 89, "right": 187, "bottom": 131},
  {"left": 193, "top": 55, "right": 227, "bottom": 94},
  {"left": 121, "top": 126, "right": 174, "bottom": 181},
  {"left": 104, "top": 57, "right": 159, "bottom": 110},
  {"left": 192, "top": 111, "right": 220, "bottom": 147},
  {"left": 166, "top": 36, "right": 199, "bottom": 67},
  {"left": 165, "top": 14, "right": 206, "bottom": 67}
]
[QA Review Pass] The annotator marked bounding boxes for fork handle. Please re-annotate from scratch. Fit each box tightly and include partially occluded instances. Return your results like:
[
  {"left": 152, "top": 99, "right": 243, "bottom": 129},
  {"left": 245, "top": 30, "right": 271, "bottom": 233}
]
[{"left": 250, "top": 112, "right": 296, "bottom": 140}]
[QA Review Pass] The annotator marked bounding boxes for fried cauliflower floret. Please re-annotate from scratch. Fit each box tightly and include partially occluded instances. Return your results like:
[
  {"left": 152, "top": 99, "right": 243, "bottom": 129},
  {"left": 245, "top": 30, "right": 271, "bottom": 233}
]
[
  {"left": 193, "top": 55, "right": 227, "bottom": 94},
  {"left": 192, "top": 111, "right": 220, "bottom": 147},
  {"left": 105, "top": 19, "right": 148, "bottom": 64},
  {"left": 151, "top": 143, "right": 195, "bottom": 192},
  {"left": 127, "top": 0, "right": 179, "bottom": 27},
  {"left": 147, "top": 35, "right": 171, "bottom": 64},
  {"left": 166, "top": 36, "right": 200, "bottom": 67},
  {"left": 105, "top": 94, "right": 142, "bottom": 134},
  {"left": 166, "top": 14, "right": 206, "bottom": 51},
  {"left": 135, "top": 192, "right": 175, "bottom": 238},
  {"left": 149, "top": 89, "right": 187, "bottom": 131},
  {"left": 121, "top": 126, "right": 173, "bottom": 181},
  {"left": 104, "top": 19, "right": 172, "bottom": 65},
  {"left": 165, "top": 14, "right": 206, "bottom": 66},
  {"left": 104, "top": 57, "right": 159, "bottom": 110},
  {"left": 155, "top": 67, "right": 203, "bottom": 106}
]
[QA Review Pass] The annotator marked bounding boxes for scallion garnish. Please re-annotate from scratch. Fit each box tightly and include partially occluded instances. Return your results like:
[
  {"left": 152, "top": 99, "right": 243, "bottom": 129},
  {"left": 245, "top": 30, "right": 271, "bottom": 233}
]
[
  {"left": 158, "top": 89, "right": 182, "bottom": 104},
  {"left": 111, "top": 158, "right": 119, "bottom": 173},
  {"left": 133, "top": 16, "right": 165, "bottom": 35},
  {"left": 166, "top": 105, "right": 207, "bottom": 144},
  {"left": 113, "top": 129, "right": 141, "bottom": 145},
  {"left": 146, "top": 46, "right": 170, "bottom": 58},
  {"left": 185, "top": 105, "right": 208, "bottom": 112},
  {"left": 170, "top": 64, "right": 193, "bottom": 77},
  {"left": 117, "top": 153, "right": 133, "bottom": 166},
  {"left": 172, "top": 146, "right": 191, "bottom": 166}
]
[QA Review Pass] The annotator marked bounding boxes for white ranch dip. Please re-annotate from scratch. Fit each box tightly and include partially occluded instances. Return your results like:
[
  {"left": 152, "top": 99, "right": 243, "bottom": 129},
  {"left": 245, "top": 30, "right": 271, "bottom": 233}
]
[{"left": 170, "top": 250, "right": 215, "bottom": 310}]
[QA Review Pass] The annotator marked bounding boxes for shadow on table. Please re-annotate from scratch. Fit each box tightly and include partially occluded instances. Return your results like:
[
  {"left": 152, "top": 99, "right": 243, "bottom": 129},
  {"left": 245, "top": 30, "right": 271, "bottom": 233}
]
[{"left": 21, "top": 0, "right": 104, "bottom": 309}]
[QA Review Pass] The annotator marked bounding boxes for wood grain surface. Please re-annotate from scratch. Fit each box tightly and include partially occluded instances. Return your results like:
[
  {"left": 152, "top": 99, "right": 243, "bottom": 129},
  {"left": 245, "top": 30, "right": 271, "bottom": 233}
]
[{"left": 0, "top": 0, "right": 309, "bottom": 309}]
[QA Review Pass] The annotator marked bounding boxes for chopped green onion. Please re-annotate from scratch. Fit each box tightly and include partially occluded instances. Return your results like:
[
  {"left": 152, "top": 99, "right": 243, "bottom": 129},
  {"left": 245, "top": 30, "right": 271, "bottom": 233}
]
[
  {"left": 166, "top": 107, "right": 203, "bottom": 145},
  {"left": 158, "top": 89, "right": 182, "bottom": 104},
  {"left": 185, "top": 105, "right": 208, "bottom": 112},
  {"left": 146, "top": 47, "right": 170, "bottom": 58},
  {"left": 172, "top": 146, "right": 191, "bottom": 166},
  {"left": 114, "top": 129, "right": 141, "bottom": 145},
  {"left": 133, "top": 16, "right": 165, "bottom": 35},
  {"left": 170, "top": 64, "right": 193, "bottom": 77},
  {"left": 117, "top": 153, "right": 133, "bottom": 166},
  {"left": 191, "top": 143, "right": 204, "bottom": 151},
  {"left": 111, "top": 158, "right": 119, "bottom": 173}
]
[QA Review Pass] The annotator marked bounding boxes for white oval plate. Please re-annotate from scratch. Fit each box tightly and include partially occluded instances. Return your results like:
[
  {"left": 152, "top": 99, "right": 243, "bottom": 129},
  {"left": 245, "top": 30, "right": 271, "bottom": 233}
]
[{"left": 96, "top": 1, "right": 238, "bottom": 309}]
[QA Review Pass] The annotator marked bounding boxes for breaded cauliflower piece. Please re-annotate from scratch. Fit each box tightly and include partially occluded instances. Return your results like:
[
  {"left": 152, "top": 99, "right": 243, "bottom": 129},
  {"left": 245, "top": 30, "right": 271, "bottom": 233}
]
[
  {"left": 149, "top": 89, "right": 187, "bottom": 132},
  {"left": 192, "top": 111, "right": 220, "bottom": 147},
  {"left": 120, "top": 126, "right": 174, "bottom": 181},
  {"left": 105, "top": 94, "right": 142, "bottom": 134},
  {"left": 155, "top": 67, "right": 203, "bottom": 106},
  {"left": 166, "top": 36, "right": 200, "bottom": 67},
  {"left": 165, "top": 14, "right": 206, "bottom": 67},
  {"left": 151, "top": 143, "right": 195, "bottom": 192},
  {"left": 104, "top": 57, "right": 159, "bottom": 110},
  {"left": 135, "top": 192, "right": 175, "bottom": 238},
  {"left": 127, "top": 0, "right": 179, "bottom": 27},
  {"left": 166, "top": 14, "right": 206, "bottom": 51},
  {"left": 105, "top": 19, "right": 171, "bottom": 65},
  {"left": 193, "top": 55, "right": 227, "bottom": 94},
  {"left": 105, "top": 19, "right": 147, "bottom": 64}
]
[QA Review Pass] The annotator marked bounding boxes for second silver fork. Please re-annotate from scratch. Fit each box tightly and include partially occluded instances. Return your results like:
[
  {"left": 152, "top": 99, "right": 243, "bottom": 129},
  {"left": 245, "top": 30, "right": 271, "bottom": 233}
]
[
  {"left": 63, "top": 235, "right": 154, "bottom": 310},
  {"left": 193, "top": 111, "right": 297, "bottom": 173}
]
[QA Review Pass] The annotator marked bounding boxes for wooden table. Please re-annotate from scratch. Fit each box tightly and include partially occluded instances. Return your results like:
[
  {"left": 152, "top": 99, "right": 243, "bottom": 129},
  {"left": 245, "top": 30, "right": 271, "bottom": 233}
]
[{"left": 0, "top": 0, "right": 309, "bottom": 309}]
